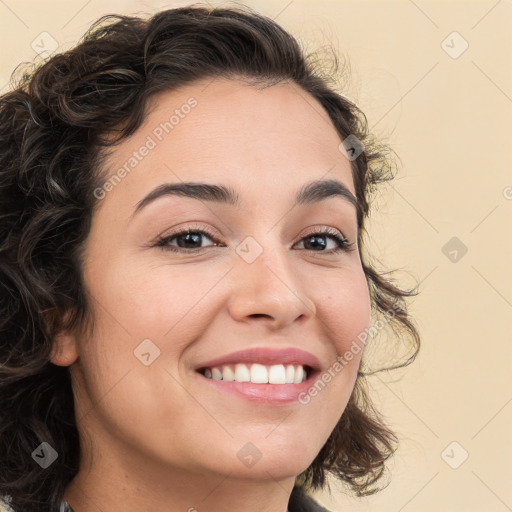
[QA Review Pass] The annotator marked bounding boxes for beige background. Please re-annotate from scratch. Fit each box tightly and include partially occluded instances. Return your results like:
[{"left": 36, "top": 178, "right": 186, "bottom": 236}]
[{"left": 1, "top": 1, "right": 511, "bottom": 511}]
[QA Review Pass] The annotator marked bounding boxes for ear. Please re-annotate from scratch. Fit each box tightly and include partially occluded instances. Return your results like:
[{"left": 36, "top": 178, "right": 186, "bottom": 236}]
[
  {"left": 50, "top": 329, "right": 79, "bottom": 366},
  {"left": 49, "top": 310, "right": 79, "bottom": 366},
  {"left": 46, "top": 308, "right": 80, "bottom": 367}
]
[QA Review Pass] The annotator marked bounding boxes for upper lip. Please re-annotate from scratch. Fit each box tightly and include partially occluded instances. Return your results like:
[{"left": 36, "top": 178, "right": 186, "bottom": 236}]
[{"left": 194, "top": 347, "right": 321, "bottom": 371}]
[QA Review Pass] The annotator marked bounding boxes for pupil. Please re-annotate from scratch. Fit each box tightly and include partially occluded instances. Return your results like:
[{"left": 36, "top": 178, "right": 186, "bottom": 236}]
[
  {"left": 179, "top": 233, "right": 201, "bottom": 248},
  {"left": 306, "top": 235, "right": 326, "bottom": 250}
]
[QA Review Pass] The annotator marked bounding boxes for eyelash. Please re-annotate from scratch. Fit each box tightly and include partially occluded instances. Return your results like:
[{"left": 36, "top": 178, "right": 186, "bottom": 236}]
[{"left": 155, "top": 225, "right": 354, "bottom": 254}]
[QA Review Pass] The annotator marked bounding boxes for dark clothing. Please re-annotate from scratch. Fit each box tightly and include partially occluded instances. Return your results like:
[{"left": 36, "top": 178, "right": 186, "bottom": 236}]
[{"left": 289, "top": 486, "right": 330, "bottom": 511}]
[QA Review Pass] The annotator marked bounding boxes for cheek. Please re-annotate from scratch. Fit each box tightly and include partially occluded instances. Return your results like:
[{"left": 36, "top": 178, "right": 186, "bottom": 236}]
[
  {"left": 83, "top": 254, "right": 219, "bottom": 342},
  {"left": 291, "top": 269, "right": 369, "bottom": 451},
  {"left": 317, "top": 269, "right": 371, "bottom": 356},
  {"left": 77, "top": 257, "right": 229, "bottom": 410}
]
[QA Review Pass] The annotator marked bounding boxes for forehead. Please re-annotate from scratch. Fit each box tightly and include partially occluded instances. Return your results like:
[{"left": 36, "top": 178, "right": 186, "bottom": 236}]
[{"left": 99, "top": 77, "right": 356, "bottom": 212}]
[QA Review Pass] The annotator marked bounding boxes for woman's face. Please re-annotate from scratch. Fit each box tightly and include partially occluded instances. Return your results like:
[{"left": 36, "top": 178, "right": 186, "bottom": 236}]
[{"left": 56, "top": 78, "right": 371, "bottom": 482}]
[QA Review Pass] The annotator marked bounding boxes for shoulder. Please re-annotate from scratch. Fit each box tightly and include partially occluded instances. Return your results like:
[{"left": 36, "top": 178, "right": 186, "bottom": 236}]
[{"left": 288, "top": 486, "right": 331, "bottom": 512}]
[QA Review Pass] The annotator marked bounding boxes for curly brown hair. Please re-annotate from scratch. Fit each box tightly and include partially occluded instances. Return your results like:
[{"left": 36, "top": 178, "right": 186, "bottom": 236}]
[{"left": 0, "top": 4, "right": 420, "bottom": 511}]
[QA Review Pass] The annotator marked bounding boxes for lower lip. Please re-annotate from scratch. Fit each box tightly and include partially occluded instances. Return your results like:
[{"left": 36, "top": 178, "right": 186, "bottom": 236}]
[{"left": 196, "top": 371, "right": 317, "bottom": 405}]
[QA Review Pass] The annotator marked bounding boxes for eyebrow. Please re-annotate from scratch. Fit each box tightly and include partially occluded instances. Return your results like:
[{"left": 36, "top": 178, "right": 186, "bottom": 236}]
[{"left": 132, "top": 178, "right": 359, "bottom": 217}]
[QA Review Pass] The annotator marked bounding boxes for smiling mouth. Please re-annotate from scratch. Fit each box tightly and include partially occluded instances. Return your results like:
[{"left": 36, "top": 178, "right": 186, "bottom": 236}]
[{"left": 197, "top": 363, "right": 310, "bottom": 384}]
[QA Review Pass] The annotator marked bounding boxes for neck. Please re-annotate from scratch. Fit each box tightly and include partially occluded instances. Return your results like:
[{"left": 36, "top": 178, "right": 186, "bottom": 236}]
[{"left": 64, "top": 451, "right": 295, "bottom": 512}]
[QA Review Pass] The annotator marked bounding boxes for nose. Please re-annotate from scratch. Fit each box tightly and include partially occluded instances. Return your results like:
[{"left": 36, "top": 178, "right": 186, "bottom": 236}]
[{"left": 227, "top": 247, "right": 316, "bottom": 330}]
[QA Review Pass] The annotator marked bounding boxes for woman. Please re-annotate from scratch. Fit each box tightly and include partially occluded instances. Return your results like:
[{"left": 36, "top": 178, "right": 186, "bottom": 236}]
[{"left": 0, "top": 5, "right": 420, "bottom": 512}]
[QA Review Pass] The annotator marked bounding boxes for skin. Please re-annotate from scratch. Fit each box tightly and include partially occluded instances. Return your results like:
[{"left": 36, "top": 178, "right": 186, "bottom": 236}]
[{"left": 51, "top": 77, "right": 371, "bottom": 512}]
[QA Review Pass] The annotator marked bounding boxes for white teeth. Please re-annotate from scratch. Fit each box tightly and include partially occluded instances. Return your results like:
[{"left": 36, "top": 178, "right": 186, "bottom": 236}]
[
  {"left": 250, "top": 363, "right": 268, "bottom": 383},
  {"left": 285, "top": 364, "right": 295, "bottom": 384},
  {"left": 202, "top": 363, "right": 308, "bottom": 384},
  {"left": 268, "top": 364, "right": 286, "bottom": 384},
  {"left": 222, "top": 365, "right": 235, "bottom": 381},
  {"left": 234, "top": 363, "right": 250, "bottom": 382}
]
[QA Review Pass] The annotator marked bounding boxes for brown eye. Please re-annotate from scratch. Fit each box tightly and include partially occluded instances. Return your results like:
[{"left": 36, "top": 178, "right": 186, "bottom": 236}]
[
  {"left": 294, "top": 228, "right": 352, "bottom": 253},
  {"left": 156, "top": 229, "right": 220, "bottom": 252}
]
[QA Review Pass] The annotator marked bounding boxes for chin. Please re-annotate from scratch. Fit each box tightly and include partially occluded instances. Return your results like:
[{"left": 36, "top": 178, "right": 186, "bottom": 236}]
[
  {"left": 224, "top": 439, "right": 321, "bottom": 481},
  {"left": 226, "top": 456, "right": 313, "bottom": 482}
]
